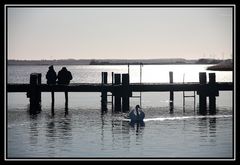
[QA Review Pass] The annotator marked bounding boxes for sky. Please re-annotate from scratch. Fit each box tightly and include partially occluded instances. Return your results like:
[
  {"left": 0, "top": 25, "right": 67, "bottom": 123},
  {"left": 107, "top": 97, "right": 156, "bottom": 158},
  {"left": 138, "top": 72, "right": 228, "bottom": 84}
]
[{"left": 7, "top": 6, "right": 233, "bottom": 60}]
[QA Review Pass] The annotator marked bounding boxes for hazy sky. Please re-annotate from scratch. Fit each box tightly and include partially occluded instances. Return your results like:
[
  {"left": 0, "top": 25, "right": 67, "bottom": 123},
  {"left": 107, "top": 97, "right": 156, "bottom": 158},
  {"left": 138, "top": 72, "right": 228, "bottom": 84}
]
[{"left": 7, "top": 6, "right": 233, "bottom": 60}]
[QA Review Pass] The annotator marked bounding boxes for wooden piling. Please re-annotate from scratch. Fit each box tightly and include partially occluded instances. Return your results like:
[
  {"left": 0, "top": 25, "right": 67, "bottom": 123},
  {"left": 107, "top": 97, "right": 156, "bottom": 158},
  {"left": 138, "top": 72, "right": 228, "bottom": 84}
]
[
  {"left": 198, "top": 72, "right": 207, "bottom": 115},
  {"left": 114, "top": 74, "right": 121, "bottom": 112},
  {"left": 65, "top": 91, "right": 68, "bottom": 114},
  {"left": 169, "top": 71, "right": 174, "bottom": 112},
  {"left": 111, "top": 72, "right": 114, "bottom": 112},
  {"left": 51, "top": 91, "right": 54, "bottom": 115},
  {"left": 122, "top": 74, "right": 130, "bottom": 112},
  {"left": 29, "top": 73, "right": 41, "bottom": 113},
  {"left": 101, "top": 72, "right": 108, "bottom": 112},
  {"left": 208, "top": 73, "right": 218, "bottom": 114},
  {"left": 36, "top": 73, "right": 42, "bottom": 103}
]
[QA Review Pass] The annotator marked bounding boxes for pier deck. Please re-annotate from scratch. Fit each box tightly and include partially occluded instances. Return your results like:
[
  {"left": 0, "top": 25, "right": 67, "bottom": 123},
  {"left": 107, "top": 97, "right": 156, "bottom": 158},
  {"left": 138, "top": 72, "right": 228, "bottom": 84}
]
[
  {"left": 7, "top": 82, "right": 233, "bottom": 93},
  {"left": 6, "top": 72, "right": 234, "bottom": 114}
]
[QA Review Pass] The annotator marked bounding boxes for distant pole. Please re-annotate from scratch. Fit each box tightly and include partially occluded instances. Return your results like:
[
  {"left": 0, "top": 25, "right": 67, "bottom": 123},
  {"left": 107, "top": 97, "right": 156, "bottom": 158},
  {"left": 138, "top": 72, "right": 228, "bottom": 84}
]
[
  {"left": 169, "top": 71, "right": 174, "bottom": 113},
  {"left": 140, "top": 63, "right": 143, "bottom": 107},
  {"left": 199, "top": 72, "right": 207, "bottom": 115}
]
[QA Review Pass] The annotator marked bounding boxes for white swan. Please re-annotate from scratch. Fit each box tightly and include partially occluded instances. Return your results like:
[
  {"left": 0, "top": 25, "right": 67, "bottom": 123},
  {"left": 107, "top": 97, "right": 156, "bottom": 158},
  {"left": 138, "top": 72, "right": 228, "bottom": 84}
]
[{"left": 129, "top": 105, "right": 145, "bottom": 122}]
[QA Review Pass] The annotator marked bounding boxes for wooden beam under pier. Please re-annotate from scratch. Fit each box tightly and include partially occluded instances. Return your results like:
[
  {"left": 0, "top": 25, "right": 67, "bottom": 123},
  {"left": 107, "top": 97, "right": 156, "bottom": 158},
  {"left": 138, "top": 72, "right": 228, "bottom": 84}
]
[{"left": 7, "top": 82, "right": 233, "bottom": 93}]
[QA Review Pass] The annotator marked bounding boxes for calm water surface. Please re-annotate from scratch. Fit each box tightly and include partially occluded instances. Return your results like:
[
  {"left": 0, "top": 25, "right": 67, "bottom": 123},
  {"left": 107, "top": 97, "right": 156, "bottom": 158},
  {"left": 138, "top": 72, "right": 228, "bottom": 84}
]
[{"left": 7, "top": 65, "right": 234, "bottom": 159}]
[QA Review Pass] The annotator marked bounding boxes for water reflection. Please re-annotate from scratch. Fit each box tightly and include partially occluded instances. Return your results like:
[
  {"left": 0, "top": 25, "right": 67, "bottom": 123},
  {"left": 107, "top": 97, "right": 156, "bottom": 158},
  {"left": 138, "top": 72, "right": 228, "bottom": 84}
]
[
  {"left": 129, "top": 121, "right": 145, "bottom": 135},
  {"left": 44, "top": 114, "right": 73, "bottom": 155},
  {"left": 110, "top": 119, "right": 130, "bottom": 150},
  {"left": 45, "top": 116, "right": 57, "bottom": 155},
  {"left": 209, "top": 118, "right": 217, "bottom": 138},
  {"left": 29, "top": 114, "right": 39, "bottom": 146},
  {"left": 198, "top": 116, "right": 217, "bottom": 145}
]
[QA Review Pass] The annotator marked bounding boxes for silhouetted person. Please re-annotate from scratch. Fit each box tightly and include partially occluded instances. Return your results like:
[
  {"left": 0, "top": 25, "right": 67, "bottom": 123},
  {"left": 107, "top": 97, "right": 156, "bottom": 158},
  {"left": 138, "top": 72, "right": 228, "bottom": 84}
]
[
  {"left": 46, "top": 65, "right": 57, "bottom": 85},
  {"left": 57, "top": 67, "right": 73, "bottom": 85}
]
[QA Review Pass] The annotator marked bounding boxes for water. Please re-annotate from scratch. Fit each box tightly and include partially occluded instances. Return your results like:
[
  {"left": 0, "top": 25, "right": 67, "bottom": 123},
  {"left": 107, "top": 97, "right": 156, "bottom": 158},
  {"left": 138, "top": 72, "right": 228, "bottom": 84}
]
[{"left": 6, "top": 64, "right": 234, "bottom": 159}]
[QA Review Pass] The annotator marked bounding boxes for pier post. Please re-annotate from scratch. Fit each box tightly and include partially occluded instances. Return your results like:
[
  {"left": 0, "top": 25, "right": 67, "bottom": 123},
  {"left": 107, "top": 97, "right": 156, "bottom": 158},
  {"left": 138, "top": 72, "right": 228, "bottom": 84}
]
[
  {"left": 101, "top": 72, "right": 108, "bottom": 112},
  {"left": 198, "top": 72, "right": 207, "bottom": 115},
  {"left": 114, "top": 74, "right": 121, "bottom": 112},
  {"left": 208, "top": 73, "right": 218, "bottom": 114},
  {"left": 122, "top": 74, "right": 131, "bottom": 112},
  {"left": 36, "top": 73, "right": 42, "bottom": 103},
  {"left": 65, "top": 91, "right": 68, "bottom": 114},
  {"left": 111, "top": 72, "right": 114, "bottom": 111},
  {"left": 169, "top": 71, "right": 174, "bottom": 113},
  {"left": 51, "top": 90, "right": 55, "bottom": 115},
  {"left": 29, "top": 73, "right": 41, "bottom": 113}
]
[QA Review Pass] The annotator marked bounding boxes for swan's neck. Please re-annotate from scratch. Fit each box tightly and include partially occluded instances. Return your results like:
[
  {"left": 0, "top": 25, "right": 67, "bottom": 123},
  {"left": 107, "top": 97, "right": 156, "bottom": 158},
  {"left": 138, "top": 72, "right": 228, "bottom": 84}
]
[{"left": 136, "top": 108, "right": 140, "bottom": 117}]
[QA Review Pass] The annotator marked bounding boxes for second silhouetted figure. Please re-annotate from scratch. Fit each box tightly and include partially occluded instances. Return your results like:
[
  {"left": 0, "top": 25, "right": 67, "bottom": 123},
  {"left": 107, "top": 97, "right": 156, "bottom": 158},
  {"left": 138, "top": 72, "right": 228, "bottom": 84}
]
[{"left": 57, "top": 67, "right": 73, "bottom": 85}]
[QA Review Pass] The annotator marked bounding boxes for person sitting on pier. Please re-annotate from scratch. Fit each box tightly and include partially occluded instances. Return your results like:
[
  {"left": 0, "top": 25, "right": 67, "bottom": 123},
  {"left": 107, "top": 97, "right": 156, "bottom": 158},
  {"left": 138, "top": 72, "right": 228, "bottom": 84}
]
[
  {"left": 129, "top": 105, "right": 145, "bottom": 122},
  {"left": 57, "top": 67, "right": 73, "bottom": 85},
  {"left": 46, "top": 65, "right": 57, "bottom": 85}
]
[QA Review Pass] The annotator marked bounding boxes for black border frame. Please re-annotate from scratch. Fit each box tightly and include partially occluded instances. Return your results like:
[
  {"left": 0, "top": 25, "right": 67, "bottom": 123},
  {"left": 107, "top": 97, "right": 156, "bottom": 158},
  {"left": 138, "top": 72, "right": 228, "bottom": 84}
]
[{"left": 3, "top": 4, "right": 237, "bottom": 161}]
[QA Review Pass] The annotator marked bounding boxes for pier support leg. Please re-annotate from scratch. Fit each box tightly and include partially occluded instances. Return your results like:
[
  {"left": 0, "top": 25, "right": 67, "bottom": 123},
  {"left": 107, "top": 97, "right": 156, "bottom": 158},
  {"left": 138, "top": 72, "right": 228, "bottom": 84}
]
[
  {"left": 111, "top": 72, "right": 114, "bottom": 112},
  {"left": 29, "top": 73, "right": 41, "bottom": 114},
  {"left": 199, "top": 72, "right": 207, "bottom": 115},
  {"left": 114, "top": 74, "right": 121, "bottom": 112},
  {"left": 169, "top": 71, "right": 174, "bottom": 113},
  {"left": 51, "top": 91, "right": 55, "bottom": 115},
  {"left": 209, "top": 96, "right": 216, "bottom": 115},
  {"left": 209, "top": 73, "right": 218, "bottom": 114},
  {"left": 65, "top": 91, "right": 68, "bottom": 115},
  {"left": 101, "top": 72, "right": 108, "bottom": 112},
  {"left": 122, "top": 74, "right": 131, "bottom": 112},
  {"left": 37, "top": 73, "right": 42, "bottom": 104}
]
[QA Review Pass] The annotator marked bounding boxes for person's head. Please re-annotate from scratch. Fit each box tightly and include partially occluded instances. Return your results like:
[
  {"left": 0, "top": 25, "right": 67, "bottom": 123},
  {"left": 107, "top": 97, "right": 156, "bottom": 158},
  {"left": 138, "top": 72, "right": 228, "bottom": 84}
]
[
  {"left": 62, "top": 67, "right": 67, "bottom": 71},
  {"left": 49, "top": 65, "right": 53, "bottom": 70}
]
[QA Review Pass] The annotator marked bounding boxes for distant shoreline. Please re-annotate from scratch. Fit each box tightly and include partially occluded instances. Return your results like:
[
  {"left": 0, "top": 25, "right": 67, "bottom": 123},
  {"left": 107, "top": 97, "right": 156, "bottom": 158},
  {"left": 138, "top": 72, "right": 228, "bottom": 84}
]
[
  {"left": 7, "top": 58, "right": 229, "bottom": 66},
  {"left": 206, "top": 59, "right": 233, "bottom": 71}
]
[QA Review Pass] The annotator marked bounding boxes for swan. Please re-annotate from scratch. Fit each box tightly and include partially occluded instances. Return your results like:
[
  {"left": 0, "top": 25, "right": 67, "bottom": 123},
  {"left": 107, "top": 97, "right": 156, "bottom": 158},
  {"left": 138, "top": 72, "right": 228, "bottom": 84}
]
[{"left": 129, "top": 105, "right": 145, "bottom": 122}]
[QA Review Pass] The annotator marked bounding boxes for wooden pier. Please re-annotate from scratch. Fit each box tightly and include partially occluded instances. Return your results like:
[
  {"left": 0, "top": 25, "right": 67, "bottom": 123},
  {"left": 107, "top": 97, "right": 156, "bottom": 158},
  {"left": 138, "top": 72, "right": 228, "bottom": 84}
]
[{"left": 7, "top": 72, "right": 233, "bottom": 115}]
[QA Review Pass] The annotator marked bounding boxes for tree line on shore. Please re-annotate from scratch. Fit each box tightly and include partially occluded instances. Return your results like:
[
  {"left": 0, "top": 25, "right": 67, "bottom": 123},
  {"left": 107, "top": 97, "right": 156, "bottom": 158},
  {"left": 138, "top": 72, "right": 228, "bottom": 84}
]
[{"left": 8, "top": 58, "right": 229, "bottom": 65}]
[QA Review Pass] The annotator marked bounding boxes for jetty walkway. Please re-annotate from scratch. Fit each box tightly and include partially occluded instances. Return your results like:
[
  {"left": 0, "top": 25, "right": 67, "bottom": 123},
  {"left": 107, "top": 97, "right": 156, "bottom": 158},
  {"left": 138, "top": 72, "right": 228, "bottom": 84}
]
[{"left": 7, "top": 72, "right": 233, "bottom": 115}]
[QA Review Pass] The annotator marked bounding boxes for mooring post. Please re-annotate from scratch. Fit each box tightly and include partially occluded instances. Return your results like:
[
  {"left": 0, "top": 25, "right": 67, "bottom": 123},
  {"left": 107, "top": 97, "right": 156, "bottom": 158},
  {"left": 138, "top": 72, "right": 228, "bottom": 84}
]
[
  {"left": 101, "top": 72, "right": 108, "bottom": 112},
  {"left": 208, "top": 73, "right": 218, "bottom": 114},
  {"left": 114, "top": 74, "right": 121, "bottom": 112},
  {"left": 36, "top": 73, "right": 42, "bottom": 103},
  {"left": 122, "top": 73, "right": 131, "bottom": 112},
  {"left": 169, "top": 71, "right": 174, "bottom": 113},
  {"left": 111, "top": 72, "right": 114, "bottom": 112},
  {"left": 29, "top": 73, "right": 41, "bottom": 113},
  {"left": 51, "top": 90, "right": 55, "bottom": 115},
  {"left": 65, "top": 91, "right": 68, "bottom": 114},
  {"left": 198, "top": 72, "right": 207, "bottom": 115}
]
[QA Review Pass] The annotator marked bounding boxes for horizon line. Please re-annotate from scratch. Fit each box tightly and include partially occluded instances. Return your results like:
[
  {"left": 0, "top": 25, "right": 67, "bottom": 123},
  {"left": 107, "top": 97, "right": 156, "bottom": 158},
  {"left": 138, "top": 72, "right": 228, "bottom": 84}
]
[{"left": 7, "top": 57, "right": 230, "bottom": 61}]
